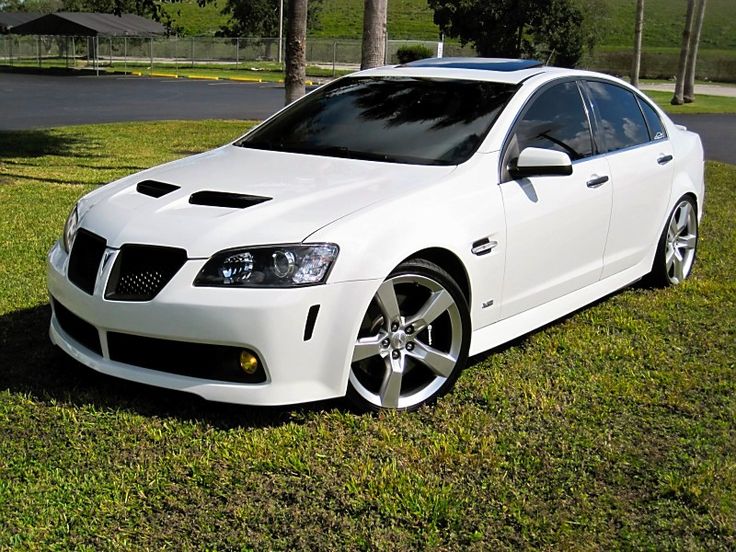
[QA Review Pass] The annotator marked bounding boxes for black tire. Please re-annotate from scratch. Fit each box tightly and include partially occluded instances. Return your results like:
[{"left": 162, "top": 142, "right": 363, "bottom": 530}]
[
  {"left": 346, "top": 258, "right": 471, "bottom": 412},
  {"left": 645, "top": 195, "right": 698, "bottom": 288}
]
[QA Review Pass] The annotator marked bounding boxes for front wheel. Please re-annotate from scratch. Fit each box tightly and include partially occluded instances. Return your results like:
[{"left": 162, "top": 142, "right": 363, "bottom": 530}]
[
  {"left": 647, "top": 196, "right": 698, "bottom": 287},
  {"left": 347, "top": 259, "right": 470, "bottom": 412}
]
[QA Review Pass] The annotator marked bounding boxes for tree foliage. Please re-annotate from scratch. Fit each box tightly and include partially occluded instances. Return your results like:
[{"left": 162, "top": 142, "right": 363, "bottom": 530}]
[
  {"left": 427, "top": 0, "right": 586, "bottom": 67},
  {"left": 219, "top": 0, "right": 322, "bottom": 38}
]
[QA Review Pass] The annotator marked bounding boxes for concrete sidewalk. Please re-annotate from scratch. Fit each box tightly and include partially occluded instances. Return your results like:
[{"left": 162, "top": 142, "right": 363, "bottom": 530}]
[{"left": 639, "top": 82, "right": 736, "bottom": 97}]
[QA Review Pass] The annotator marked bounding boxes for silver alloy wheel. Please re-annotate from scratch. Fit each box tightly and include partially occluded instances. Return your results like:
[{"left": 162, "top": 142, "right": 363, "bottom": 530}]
[
  {"left": 349, "top": 274, "right": 464, "bottom": 410},
  {"left": 665, "top": 199, "right": 697, "bottom": 284}
]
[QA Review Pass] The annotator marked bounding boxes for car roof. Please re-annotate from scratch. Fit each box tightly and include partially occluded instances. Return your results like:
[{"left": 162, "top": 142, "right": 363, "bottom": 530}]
[{"left": 352, "top": 58, "right": 575, "bottom": 85}]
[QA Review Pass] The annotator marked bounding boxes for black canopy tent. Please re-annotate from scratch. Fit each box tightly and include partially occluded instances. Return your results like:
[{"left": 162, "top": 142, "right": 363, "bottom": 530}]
[
  {"left": 0, "top": 12, "right": 42, "bottom": 34},
  {"left": 10, "top": 12, "right": 165, "bottom": 37},
  {"left": 8, "top": 12, "right": 165, "bottom": 74}
]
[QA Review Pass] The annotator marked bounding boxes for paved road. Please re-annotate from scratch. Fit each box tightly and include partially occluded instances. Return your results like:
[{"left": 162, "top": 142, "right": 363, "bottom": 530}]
[
  {"left": 1, "top": 72, "right": 734, "bottom": 163},
  {"left": 669, "top": 114, "right": 736, "bottom": 165},
  {"left": 0, "top": 73, "right": 285, "bottom": 129}
]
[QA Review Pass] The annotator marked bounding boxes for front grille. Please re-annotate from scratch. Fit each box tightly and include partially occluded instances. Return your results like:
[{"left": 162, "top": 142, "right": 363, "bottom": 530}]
[
  {"left": 68, "top": 229, "right": 107, "bottom": 295},
  {"left": 105, "top": 245, "right": 187, "bottom": 302},
  {"left": 51, "top": 298, "right": 102, "bottom": 355},
  {"left": 107, "top": 332, "right": 267, "bottom": 384}
]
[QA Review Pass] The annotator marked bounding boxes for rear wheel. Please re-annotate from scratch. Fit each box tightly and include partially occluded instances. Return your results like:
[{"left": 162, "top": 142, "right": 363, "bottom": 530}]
[
  {"left": 648, "top": 196, "right": 698, "bottom": 287},
  {"left": 347, "top": 259, "right": 470, "bottom": 412}
]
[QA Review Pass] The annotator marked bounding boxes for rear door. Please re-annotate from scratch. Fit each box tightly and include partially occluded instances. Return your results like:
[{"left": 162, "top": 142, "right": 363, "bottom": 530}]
[
  {"left": 499, "top": 81, "right": 612, "bottom": 318},
  {"left": 584, "top": 80, "right": 674, "bottom": 278}
]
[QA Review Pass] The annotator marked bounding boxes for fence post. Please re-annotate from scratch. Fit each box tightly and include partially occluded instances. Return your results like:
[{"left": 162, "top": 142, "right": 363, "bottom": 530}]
[
  {"left": 174, "top": 36, "right": 178, "bottom": 75},
  {"left": 109, "top": 36, "right": 112, "bottom": 68},
  {"left": 123, "top": 36, "right": 127, "bottom": 73},
  {"left": 37, "top": 35, "right": 41, "bottom": 68},
  {"left": 150, "top": 37, "right": 154, "bottom": 75},
  {"left": 65, "top": 36, "right": 69, "bottom": 68},
  {"left": 235, "top": 37, "right": 239, "bottom": 70},
  {"left": 332, "top": 41, "right": 337, "bottom": 77},
  {"left": 191, "top": 37, "right": 194, "bottom": 68},
  {"left": 9, "top": 36, "right": 13, "bottom": 67}
]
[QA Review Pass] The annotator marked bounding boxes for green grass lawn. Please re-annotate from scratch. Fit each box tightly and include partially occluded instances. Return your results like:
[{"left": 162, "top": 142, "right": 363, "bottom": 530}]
[
  {"left": 1, "top": 121, "right": 734, "bottom": 549},
  {"left": 644, "top": 91, "right": 736, "bottom": 114}
]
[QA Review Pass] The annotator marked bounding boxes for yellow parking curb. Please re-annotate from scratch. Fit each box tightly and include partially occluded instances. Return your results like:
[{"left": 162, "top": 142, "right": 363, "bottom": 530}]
[
  {"left": 186, "top": 75, "right": 220, "bottom": 81},
  {"left": 151, "top": 72, "right": 178, "bottom": 78},
  {"left": 228, "top": 76, "right": 263, "bottom": 83}
]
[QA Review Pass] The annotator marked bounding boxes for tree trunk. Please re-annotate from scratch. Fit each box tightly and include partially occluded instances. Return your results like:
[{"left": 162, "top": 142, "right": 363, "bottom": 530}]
[
  {"left": 361, "top": 0, "right": 388, "bottom": 69},
  {"left": 684, "top": 0, "right": 707, "bottom": 103},
  {"left": 285, "top": 0, "right": 308, "bottom": 105},
  {"left": 672, "top": 0, "right": 695, "bottom": 105},
  {"left": 630, "top": 0, "right": 645, "bottom": 88}
]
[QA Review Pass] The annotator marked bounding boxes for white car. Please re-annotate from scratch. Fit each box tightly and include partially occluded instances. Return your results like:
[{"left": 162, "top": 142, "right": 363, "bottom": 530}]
[{"left": 47, "top": 58, "right": 704, "bottom": 411}]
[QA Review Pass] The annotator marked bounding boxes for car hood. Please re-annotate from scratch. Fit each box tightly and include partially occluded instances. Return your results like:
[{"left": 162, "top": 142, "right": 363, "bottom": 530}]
[{"left": 80, "top": 145, "right": 456, "bottom": 258}]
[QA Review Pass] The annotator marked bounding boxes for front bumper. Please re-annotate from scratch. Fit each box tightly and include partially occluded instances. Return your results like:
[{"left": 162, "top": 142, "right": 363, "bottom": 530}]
[{"left": 47, "top": 241, "right": 379, "bottom": 406}]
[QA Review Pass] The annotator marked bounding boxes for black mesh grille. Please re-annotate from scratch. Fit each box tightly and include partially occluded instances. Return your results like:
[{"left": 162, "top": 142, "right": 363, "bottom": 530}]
[
  {"left": 68, "top": 229, "right": 107, "bottom": 295},
  {"left": 51, "top": 297, "right": 102, "bottom": 355},
  {"left": 105, "top": 244, "right": 187, "bottom": 301},
  {"left": 107, "top": 332, "right": 266, "bottom": 384}
]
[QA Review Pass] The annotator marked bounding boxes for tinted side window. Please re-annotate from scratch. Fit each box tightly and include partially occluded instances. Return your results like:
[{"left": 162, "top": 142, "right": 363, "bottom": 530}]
[
  {"left": 588, "top": 81, "right": 649, "bottom": 152},
  {"left": 510, "top": 82, "right": 593, "bottom": 161},
  {"left": 638, "top": 97, "right": 666, "bottom": 141}
]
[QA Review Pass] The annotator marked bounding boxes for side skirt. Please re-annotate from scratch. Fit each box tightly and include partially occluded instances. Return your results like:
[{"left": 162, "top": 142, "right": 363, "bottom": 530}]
[{"left": 469, "top": 259, "right": 649, "bottom": 356}]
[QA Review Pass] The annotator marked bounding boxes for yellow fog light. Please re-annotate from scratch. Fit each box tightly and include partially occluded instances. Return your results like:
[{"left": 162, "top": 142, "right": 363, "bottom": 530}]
[{"left": 239, "top": 351, "right": 259, "bottom": 375}]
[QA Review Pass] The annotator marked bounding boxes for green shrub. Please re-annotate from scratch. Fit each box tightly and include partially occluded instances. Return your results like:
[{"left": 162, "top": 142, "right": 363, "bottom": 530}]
[{"left": 396, "top": 44, "right": 435, "bottom": 64}]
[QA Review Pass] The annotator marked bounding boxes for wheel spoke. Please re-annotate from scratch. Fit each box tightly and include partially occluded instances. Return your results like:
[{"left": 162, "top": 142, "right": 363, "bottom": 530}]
[
  {"left": 408, "top": 340, "right": 457, "bottom": 378},
  {"left": 375, "top": 280, "right": 401, "bottom": 327},
  {"left": 669, "top": 216, "right": 679, "bottom": 239},
  {"left": 673, "top": 255, "right": 685, "bottom": 282},
  {"left": 405, "top": 289, "right": 454, "bottom": 332},
  {"left": 666, "top": 246, "right": 675, "bottom": 270},
  {"left": 676, "top": 203, "right": 691, "bottom": 233},
  {"left": 352, "top": 334, "right": 385, "bottom": 363},
  {"left": 378, "top": 357, "right": 403, "bottom": 408}
]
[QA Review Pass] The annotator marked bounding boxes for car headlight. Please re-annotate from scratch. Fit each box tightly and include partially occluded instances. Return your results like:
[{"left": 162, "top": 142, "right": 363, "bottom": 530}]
[
  {"left": 62, "top": 204, "right": 79, "bottom": 253},
  {"left": 194, "top": 243, "right": 339, "bottom": 288}
]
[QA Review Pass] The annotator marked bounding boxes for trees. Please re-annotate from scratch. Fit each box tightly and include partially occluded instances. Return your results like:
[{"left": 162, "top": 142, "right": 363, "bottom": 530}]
[
  {"left": 285, "top": 0, "right": 308, "bottom": 105},
  {"left": 427, "top": 0, "right": 586, "bottom": 67},
  {"left": 631, "top": 0, "right": 645, "bottom": 88},
  {"left": 360, "top": 0, "right": 388, "bottom": 70},
  {"left": 219, "top": 0, "right": 322, "bottom": 39},
  {"left": 672, "top": 0, "right": 696, "bottom": 105},
  {"left": 684, "top": 0, "right": 707, "bottom": 102}
]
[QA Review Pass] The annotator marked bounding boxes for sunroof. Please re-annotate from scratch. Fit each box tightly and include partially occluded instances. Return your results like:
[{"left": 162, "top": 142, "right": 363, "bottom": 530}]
[{"left": 402, "top": 57, "right": 544, "bottom": 72}]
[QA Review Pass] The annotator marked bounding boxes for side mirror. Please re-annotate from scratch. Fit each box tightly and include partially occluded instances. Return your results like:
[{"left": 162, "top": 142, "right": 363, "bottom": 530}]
[{"left": 508, "top": 147, "right": 573, "bottom": 178}]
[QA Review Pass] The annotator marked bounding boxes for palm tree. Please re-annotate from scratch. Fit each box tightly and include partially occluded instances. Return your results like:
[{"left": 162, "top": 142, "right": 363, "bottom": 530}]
[
  {"left": 361, "top": 0, "right": 388, "bottom": 70},
  {"left": 684, "top": 0, "right": 707, "bottom": 103},
  {"left": 285, "top": 0, "right": 308, "bottom": 105},
  {"left": 672, "top": 0, "right": 696, "bottom": 105},
  {"left": 630, "top": 0, "right": 645, "bottom": 88}
]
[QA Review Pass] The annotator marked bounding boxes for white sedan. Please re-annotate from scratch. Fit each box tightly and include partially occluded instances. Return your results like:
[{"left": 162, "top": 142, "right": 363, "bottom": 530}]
[{"left": 47, "top": 58, "right": 704, "bottom": 411}]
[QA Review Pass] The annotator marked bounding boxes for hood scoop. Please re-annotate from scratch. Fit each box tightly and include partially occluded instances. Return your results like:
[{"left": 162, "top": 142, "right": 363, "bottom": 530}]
[
  {"left": 189, "top": 191, "right": 272, "bottom": 209},
  {"left": 137, "top": 180, "right": 180, "bottom": 198}
]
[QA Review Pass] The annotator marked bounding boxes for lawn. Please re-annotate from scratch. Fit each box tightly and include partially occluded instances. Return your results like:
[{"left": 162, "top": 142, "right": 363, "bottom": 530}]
[
  {"left": 0, "top": 121, "right": 734, "bottom": 549},
  {"left": 644, "top": 91, "right": 736, "bottom": 114}
]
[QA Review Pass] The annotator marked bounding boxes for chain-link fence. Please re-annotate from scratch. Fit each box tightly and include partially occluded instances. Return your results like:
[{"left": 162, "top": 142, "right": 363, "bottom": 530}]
[
  {"left": 5, "top": 35, "right": 731, "bottom": 81},
  {"left": 0, "top": 35, "right": 477, "bottom": 75}
]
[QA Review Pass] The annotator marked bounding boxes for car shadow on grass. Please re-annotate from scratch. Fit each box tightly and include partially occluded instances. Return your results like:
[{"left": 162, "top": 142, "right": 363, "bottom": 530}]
[{"left": 0, "top": 304, "right": 343, "bottom": 430}]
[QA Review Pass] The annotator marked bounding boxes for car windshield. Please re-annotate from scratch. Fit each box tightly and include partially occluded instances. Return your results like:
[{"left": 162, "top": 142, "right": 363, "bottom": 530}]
[{"left": 235, "top": 76, "right": 518, "bottom": 166}]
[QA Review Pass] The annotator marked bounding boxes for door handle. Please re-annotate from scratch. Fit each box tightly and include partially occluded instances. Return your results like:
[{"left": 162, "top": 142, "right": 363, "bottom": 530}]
[
  {"left": 586, "top": 175, "right": 609, "bottom": 188},
  {"left": 471, "top": 238, "right": 498, "bottom": 256},
  {"left": 657, "top": 154, "right": 674, "bottom": 165}
]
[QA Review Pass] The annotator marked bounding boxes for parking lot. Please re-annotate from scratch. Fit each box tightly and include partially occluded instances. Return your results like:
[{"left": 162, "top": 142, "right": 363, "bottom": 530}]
[
  {"left": 0, "top": 72, "right": 286, "bottom": 129},
  {"left": 0, "top": 72, "right": 733, "bottom": 164}
]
